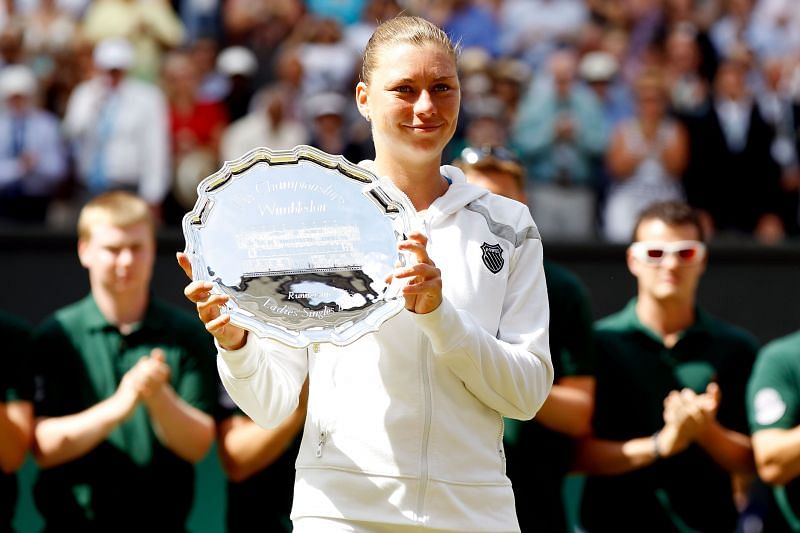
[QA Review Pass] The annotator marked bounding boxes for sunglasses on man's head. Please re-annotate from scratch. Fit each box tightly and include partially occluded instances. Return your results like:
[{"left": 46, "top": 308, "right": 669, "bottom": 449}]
[
  {"left": 629, "top": 240, "right": 707, "bottom": 265},
  {"left": 460, "top": 145, "right": 521, "bottom": 166}
]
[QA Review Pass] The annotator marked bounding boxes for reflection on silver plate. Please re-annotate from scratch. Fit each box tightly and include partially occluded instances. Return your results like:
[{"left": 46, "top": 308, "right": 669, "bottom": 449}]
[{"left": 182, "top": 145, "right": 415, "bottom": 348}]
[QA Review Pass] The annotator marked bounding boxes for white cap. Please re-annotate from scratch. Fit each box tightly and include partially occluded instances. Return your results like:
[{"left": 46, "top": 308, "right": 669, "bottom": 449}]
[
  {"left": 93, "top": 37, "right": 134, "bottom": 71},
  {"left": 578, "top": 51, "right": 618, "bottom": 83},
  {"left": 0, "top": 65, "right": 37, "bottom": 98},
  {"left": 217, "top": 46, "right": 257, "bottom": 77},
  {"left": 306, "top": 92, "right": 347, "bottom": 119}
]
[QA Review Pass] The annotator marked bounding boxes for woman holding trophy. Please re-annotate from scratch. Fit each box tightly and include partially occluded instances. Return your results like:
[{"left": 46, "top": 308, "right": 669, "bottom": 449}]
[{"left": 180, "top": 16, "right": 552, "bottom": 532}]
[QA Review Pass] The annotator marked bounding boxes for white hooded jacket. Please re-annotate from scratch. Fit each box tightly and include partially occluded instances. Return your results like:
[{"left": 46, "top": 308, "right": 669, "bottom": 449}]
[{"left": 216, "top": 164, "right": 553, "bottom": 532}]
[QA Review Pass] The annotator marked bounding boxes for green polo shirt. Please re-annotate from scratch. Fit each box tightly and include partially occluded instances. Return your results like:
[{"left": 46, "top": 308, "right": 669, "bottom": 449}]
[
  {"left": 504, "top": 260, "right": 596, "bottom": 533},
  {"left": 581, "top": 299, "right": 758, "bottom": 533},
  {"left": 0, "top": 311, "right": 33, "bottom": 530},
  {"left": 32, "top": 294, "right": 217, "bottom": 532},
  {"left": 748, "top": 330, "right": 800, "bottom": 531}
]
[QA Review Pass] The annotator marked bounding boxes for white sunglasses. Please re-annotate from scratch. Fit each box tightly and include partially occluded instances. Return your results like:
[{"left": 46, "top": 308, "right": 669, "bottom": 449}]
[{"left": 629, "top": 240, "right": 707, "bottom": 265}]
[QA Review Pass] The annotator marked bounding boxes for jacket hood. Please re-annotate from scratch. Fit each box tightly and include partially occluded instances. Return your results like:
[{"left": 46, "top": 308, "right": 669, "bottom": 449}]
[{"left": 357, "top": 160, "right": 490, "bottom": 220}]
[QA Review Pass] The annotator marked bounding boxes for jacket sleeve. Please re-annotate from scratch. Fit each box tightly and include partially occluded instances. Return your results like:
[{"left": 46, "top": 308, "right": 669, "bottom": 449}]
[
  {"left": 412, "top": 228, "right": 553, "bottom": 421},
  {"left": 216, "top": 334, "right": 308, "bottom": 429}
]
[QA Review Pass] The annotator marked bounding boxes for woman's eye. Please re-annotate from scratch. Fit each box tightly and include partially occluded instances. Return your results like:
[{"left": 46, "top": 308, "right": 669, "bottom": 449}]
[
  {"left": 433, "top": 84, "right": 451, "bottom": 92},
  {"left": 393, "top": 85, "right": 413, "bottom": 94}
]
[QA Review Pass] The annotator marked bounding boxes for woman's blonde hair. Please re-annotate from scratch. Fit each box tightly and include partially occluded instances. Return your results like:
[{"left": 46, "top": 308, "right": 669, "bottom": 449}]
[
  {"left": 78, "top": 191, "right": 154, "bottom": 240},
  {"left": 361, "top": 16, "right": 459, "bottom": 85}
]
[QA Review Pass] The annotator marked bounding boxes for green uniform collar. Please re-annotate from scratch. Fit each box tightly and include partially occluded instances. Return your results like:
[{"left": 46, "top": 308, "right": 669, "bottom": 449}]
[
  {"left": 79, "top": 293, "right": 167, "bottom": 335},
  {"left": 618, "top": 298, "right": 711, "bottom": 346}
]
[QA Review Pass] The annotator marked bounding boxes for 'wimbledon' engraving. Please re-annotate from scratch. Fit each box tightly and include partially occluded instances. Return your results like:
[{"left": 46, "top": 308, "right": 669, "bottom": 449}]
[{"left": 258, "top": 200, "right": 327, "bottom": 217}]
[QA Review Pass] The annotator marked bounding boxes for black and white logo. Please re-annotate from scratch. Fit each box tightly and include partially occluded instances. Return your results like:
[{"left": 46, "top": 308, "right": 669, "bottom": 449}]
[{"left": 481, "top": 242, "right": 504, "bottom": 274}]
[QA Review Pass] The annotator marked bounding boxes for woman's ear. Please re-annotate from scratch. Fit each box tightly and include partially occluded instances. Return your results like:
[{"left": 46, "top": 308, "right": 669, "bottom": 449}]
[{"left": 355, "top": 81, "right": 370, "bottom": 122}]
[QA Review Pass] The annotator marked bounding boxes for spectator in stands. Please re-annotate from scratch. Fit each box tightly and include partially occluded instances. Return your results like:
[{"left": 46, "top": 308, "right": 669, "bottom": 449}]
[
  {"left": 455, "top": 144, "right": 595, "bottom": 533},
  {"left": 81, "top": 0, "right": 185, "bottom": 82},
  {"left": 161, "top": 49, "right": 228, "bottom": 221},
  {"left": 578, "top": 50, "right": 633, "bottom": 133},
  {"left": 603, "top": 67, "right": 688, "bottom": 242},
  {"left": 0, "top": 64, "right": 68, "bottom": 225},
  {"left": 748, "top": 315, "right": 800, "bottom": 530},
  {"left": 217, "top": 380, "right": 308, "bottom": 532},
  {"left": 498, "top": 0, "right": 588, "bottom": 69},
  {"left": 31, "top": 191, "right": 217, "bottom": 531},
  {"left": 682, "top": 58, "right": 784, "bottom": 241},
  {"left": 663, "top": 24, "right": 712, "bottom": 117},
  {"left": 305, "top": 91, "right": 371, "bottom": 163},
  {"left": 63, "top": 38, "right": 171, "bottom": 217},
  {"left": 512, "top": 47, "right": 607, "bottom": 240},
  {"left": 576, "top": 200, "right": 758, "bottom": 531},
  {"left": 757, "top": 55, "right": 800, "bottom": 236},
  {"left": 296, "top": 17, "right": 360, "bottom": 98},
  {"left": 216, "top": 45, "right": 259, "bottom": 122},
  {"left": 220, "top": 84, "right": 309, "bottom": 163},
  {"left": 0, "top": 311, "right": 33, "bottom": 532},
  {"left": 709, "top": 0, "right": 757, "bottom": 61}
]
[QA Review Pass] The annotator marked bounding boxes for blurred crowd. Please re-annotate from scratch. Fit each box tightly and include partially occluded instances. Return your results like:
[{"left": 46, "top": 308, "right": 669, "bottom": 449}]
[{"left": 1, "top": 0, "right": 800, "bottom": 242}]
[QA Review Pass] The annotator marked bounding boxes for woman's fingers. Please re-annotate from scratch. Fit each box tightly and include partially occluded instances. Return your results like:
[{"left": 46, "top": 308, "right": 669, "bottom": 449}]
[
  {"left": 197, "top": 293, "right": 229, "bottom": 322},
  {"left": 176, "top": 251, "right": 193, "bottom": 279},
  {"left": 184, "top": 281, "right": 216, "bottom": 304}
]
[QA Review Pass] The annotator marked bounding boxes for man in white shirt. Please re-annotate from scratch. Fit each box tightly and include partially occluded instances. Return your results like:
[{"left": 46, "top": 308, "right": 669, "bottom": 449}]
[{"left": 63, "top": 37, "right": 170, "bottom": 215}]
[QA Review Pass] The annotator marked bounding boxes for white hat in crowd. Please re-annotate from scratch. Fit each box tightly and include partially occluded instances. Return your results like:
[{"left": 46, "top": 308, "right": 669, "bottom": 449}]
[
  {"left": 93, "top": 37, "right": 135, "bottom": 71},
  {"left": 305, "top": 92, "right": 347, "bottom": 120},
  {"left": 0, "top": 64, "right": 37, "bottom": 99},
  {"left": 578, "top": 51, "right": 619, "bottom": 83},
  {"left": 217, "top": 46, "right": 258, "bottom": 77}
]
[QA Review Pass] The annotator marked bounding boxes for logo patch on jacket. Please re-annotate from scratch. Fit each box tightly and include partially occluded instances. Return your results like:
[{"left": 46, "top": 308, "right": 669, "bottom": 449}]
[{"left": 481, "top": 242, "right": 504, "bottom": 273}]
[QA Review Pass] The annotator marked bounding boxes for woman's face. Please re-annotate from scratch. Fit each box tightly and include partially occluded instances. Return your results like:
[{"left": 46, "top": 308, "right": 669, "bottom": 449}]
[{"left": 357, "top": 42, "right": 460, "bottom": 163}]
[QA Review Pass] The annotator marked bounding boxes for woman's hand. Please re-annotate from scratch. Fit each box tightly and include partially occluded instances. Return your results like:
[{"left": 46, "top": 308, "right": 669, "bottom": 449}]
[
  {"left": 176, "top": 252, "right": 247, "bottom": 351},
  {"left": 393, "top": 232, "right": 442, "bottom": 315}
]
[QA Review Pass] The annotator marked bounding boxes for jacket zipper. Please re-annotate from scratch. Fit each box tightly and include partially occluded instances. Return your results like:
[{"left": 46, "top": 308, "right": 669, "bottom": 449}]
[
  {"left": 316, "top": 429, "right": 327, "bottom": 458},
  {"left": 416, "top": 336, "right": 432, "bottom": 524}
]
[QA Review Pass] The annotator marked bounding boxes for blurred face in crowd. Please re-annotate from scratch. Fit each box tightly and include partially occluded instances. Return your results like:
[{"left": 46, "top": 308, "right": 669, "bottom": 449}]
[
  {"left": 665, "top": 31, "right": 700, "bottom": 75},
  {"left": 715, "top": 61, "right": 748, "bottom": 101},
  {"left": 163, "top": 54, "right": 198, "bottom": 101},
  {"left": 635, "top": 72, "right": 668, "bottom": 120},
  {"left": 628, "top": 219, "right": 706, "bottom": 303},
  {"left": 79, "top": 221, "right": 155, "bottom": 297},
  {"left": 5, "top": 93, "right": 30, "bottom": 114},
  {"left": 357, "top": 42, "right": 460, "bottom": 164},
  {"left": 550, "top": 50, "right": 577, "bottom": 99}
]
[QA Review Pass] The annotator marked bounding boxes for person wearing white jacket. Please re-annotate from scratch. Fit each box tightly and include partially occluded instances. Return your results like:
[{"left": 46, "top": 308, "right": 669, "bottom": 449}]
[{"left": 179, "top": 15, "right": 553, "bottom": 533}]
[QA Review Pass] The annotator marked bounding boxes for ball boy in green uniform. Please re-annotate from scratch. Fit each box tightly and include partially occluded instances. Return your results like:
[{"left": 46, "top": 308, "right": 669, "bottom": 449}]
[
  {"left": 32, "top": 191, "right": 217, "bottom": 531},
  {"left": 575, "top": 201, "right": 758, "bottom": 532},
  {"left": 749, "top": 331, "right": 800, "bottom": 531}
]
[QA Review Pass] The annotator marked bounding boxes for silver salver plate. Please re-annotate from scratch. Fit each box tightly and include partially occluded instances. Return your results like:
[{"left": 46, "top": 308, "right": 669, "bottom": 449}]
[{"left": 182, "top": 146, "right": 415, "bottom": 348}]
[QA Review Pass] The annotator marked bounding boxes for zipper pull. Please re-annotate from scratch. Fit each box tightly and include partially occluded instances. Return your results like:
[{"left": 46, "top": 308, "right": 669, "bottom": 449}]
[{"left": 316, "top": 431, "right": 327, "bottom": 458}]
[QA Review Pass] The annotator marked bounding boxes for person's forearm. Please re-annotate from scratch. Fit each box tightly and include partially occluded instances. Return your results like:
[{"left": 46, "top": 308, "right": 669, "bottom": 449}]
[
  {"left": 146, "top": 387, "right": 214, "bottom": 463},
  {"left": 0, "top": 402, "right": 33, "bottom": 473},
  {"left": 753, "top": 427, "right": 800, "bottom": 486},
  {"left": 219, "top": 410, "right": 304, "bottom": 482},
  {"left": 34, "top": 396, "right": 129, "bottom": 468},
  {"left": 534, "top": 384, "right": 593, "bottom": 437},
  {"left": 696, "top": 421, "right": 754, "bottom": 474},
  {"left": 572, "top": 436, "right": 658, "bottom": 475}
]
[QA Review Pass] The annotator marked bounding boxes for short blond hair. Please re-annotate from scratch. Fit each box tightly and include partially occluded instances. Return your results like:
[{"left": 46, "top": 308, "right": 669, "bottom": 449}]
[
  {"left": 361, "top": 16, "right": 458, "bottom": 85},
  {"left": 78, "top": 191, "right": 154, "bottom": 240}
]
